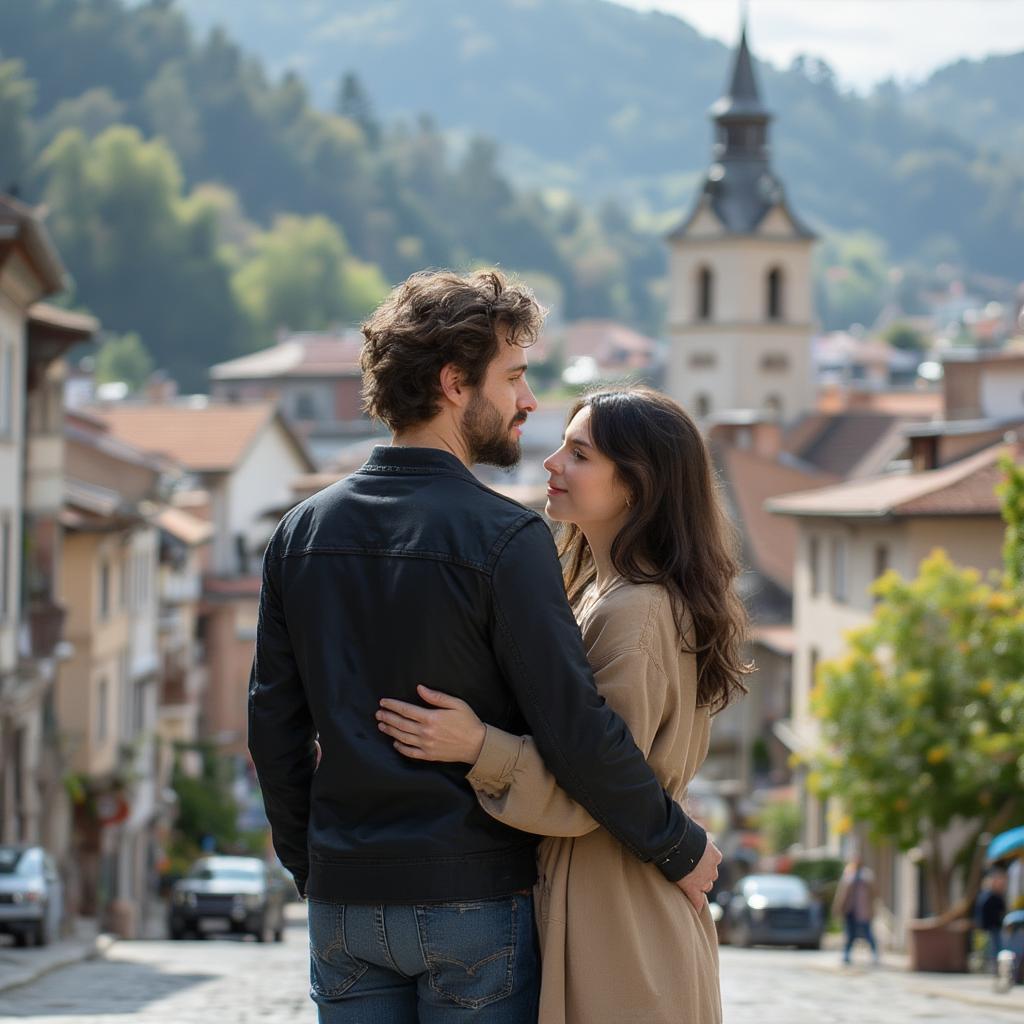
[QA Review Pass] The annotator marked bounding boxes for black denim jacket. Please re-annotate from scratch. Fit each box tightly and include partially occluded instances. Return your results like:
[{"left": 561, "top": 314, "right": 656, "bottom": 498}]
[{"left": 248, "top": 446, "right": 706, "bottom": 902}]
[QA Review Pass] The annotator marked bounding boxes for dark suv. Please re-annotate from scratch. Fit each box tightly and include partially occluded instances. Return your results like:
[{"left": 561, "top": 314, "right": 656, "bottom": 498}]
[{"left": 168, "top": 856, "right": 286, "bottom": 942}]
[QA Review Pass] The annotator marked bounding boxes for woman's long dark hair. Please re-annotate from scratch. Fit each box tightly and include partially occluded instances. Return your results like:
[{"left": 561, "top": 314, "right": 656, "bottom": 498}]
[{"left": 558, "top": 386, "right": 751, "bottom": 713}]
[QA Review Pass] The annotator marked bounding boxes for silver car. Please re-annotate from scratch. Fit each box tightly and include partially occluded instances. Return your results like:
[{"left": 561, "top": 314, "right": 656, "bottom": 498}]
[{"left": 0, "top": 846, "right": 63, "bottom": 947}]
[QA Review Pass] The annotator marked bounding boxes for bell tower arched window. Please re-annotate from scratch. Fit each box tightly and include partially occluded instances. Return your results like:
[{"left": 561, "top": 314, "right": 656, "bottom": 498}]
[
  {"left": 697, "top": 266, "right": 714, "bottom": 321},
  {"left": 767, "top": 266, "right": 784, "bottom": 321}
]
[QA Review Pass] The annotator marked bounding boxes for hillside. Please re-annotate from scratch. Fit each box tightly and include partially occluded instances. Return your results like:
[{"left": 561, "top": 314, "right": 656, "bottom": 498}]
[{"left": 168, "top": 0, "right": 1024, "bottom": 277}]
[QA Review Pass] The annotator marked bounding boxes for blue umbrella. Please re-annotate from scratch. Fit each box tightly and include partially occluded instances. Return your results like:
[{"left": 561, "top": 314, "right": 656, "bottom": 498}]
[{"left": 988, "top": 826, "right": 1024, "bottom": 862}]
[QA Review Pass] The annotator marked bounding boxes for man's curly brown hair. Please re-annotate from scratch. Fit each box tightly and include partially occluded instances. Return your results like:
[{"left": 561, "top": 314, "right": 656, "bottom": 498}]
[{"left": 359, "top": 269, "right": 545, "bottom": 432}]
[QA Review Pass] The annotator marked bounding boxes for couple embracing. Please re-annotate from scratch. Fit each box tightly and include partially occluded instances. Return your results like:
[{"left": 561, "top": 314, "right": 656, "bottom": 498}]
[{"left": 249, "top": 268, "right": 749, "bottom": 1023}]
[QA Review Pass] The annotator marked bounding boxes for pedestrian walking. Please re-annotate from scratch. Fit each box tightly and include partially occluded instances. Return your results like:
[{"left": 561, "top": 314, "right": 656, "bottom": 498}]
[{"left": 833, "top": 855, "right": 879, "bottom": 966}]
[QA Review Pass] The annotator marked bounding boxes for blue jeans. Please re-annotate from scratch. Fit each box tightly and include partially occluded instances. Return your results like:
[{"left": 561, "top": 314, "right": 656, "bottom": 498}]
[
  {"left": 843, "top": 913, "right": 878, "bottom": 963},
  {"left": 307, "top": 893, "right": 540, "bottom": 1023}
]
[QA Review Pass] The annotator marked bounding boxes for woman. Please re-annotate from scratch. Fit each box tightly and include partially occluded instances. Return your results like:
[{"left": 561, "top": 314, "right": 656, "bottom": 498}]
[{"left": 376, "top": 386, "right": 749, "bottom": 1024}]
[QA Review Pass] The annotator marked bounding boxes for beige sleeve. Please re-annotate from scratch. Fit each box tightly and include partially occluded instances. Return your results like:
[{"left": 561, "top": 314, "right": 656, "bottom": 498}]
[{"left": 465, "top": 646, "right": 670, "bottom": 838}]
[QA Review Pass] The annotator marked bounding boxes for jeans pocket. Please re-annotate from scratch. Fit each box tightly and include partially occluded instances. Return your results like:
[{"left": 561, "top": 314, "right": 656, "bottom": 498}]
[
  {"left": 307, "top": 901, "right": 367, "bottom": 998},
  {"left": 415, "top": 895, "right": 518, "bottom": 1010}
]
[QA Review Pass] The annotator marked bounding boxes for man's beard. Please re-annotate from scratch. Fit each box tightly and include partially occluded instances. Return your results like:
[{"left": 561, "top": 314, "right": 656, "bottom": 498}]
[{"left": 463, "top": 390, "right": 525, "bottom": 468}]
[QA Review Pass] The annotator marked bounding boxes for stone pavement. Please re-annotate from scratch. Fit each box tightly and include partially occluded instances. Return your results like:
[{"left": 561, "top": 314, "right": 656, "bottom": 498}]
[
  {"left": 729, "top": 945, "right": 1024, "bottom": 1019},
  {"left": 0, "top": 917, "right": 115, "bottom": 996},
  {"left": 1, "top": 904, "right": 1023, "bottom": 1022}
]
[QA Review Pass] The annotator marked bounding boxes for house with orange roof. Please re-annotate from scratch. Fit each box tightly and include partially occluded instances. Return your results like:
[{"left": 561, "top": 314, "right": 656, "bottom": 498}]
[
  {"left": 92, "top": 400, "right": 315, "bottom": 577},
  {"left": 768, "top": 439, "right": 1021, "bottom": 946},
  {"left": 0, "top": 196, "right": 121, "bottom": 942},
  {"left": 91, "top": 400, "right": 315, "bottom": 762},
  {"left": 54, "top": 408, "right": 191, "bottom": 936},
  {"left": 208, "top": 329, "right": 382, "bottom": 466}
]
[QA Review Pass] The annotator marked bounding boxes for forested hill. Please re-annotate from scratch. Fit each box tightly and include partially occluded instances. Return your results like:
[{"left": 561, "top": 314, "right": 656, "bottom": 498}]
[
  {"left": 0, "top": 0, "right": 1021, "bottom": 392},
  {"left": 167, "top": 0, "right": 1024, "bottom": 276},
  {"left": 1, "top": 0, "right": 670, "bottom": 390}
]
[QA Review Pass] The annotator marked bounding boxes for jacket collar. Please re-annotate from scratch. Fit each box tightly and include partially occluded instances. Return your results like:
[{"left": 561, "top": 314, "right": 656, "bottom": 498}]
[{"left": 360, "top": 445, "right": 477, "bottom": 481}]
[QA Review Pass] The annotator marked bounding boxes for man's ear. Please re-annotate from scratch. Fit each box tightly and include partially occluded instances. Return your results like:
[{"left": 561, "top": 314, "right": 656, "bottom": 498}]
[{"left": 439, "top": 363, "right": 469, "bottom": 408}]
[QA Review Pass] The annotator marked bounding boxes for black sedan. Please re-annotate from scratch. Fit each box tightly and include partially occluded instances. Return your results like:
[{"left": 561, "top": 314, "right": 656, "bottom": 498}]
[
  {"left": 168, "top": 856, "right": 287, "bottom": 942},
  {"left": 719, "top": 873, "right": 824, "bottom": 949}
]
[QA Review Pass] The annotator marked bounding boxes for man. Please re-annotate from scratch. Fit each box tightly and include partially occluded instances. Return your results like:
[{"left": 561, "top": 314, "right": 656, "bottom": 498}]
[
  {"left": 974, "top": 867, "right": 1008, "bottom": 972},
  {"left": 249, "top": 269, "right": 721, "bottom": 1021},
  {"left": 833, "top": 854, "right": 879, "bottom": 966}
]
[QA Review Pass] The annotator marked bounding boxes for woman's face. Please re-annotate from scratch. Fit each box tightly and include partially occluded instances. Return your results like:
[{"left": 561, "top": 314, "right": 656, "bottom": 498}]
[{"left": 543, "top": 405, "right": 631, "bottom": 529}]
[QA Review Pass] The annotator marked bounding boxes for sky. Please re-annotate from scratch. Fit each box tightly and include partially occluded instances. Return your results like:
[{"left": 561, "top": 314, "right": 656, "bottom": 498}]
[{"left": 612, "top": 0, "right": 1024, "bottom": 91}]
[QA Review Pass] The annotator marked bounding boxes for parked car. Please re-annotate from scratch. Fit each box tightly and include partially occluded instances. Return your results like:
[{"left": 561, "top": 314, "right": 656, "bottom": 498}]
[
  {"left": 168, "top": 855, "right": 286, "bottom": 942},
  {"left": 719, "top": 873, "right": 823, "bottom": 950},
  {"left": 0, "top": 845, "right": 63, "bottom": 947}
]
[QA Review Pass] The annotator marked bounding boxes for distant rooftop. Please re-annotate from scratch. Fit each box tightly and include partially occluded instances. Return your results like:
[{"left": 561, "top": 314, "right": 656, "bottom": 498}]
[
  {"left": 768, "top": 440, "right": 1020, "bottom": 520},
  {"left": 90, "top": 401, "right": 315, "bottom": 474},
  {"left": 209, "top": 331, "right": 364, "bottom": 381}
]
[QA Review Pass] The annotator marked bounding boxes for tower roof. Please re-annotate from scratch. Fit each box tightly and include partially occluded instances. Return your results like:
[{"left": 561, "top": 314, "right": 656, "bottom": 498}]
[
  {"left": 668, "top": 21, "right": 815, "bottom": 241},
  {"left": 710, "top": 24, "right": 770, "bottom": 121}
]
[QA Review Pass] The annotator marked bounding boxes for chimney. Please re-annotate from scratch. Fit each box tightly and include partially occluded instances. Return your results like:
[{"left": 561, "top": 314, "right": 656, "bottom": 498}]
[{"left": 145, "top": 370, "right": 178, "bottom": 405}]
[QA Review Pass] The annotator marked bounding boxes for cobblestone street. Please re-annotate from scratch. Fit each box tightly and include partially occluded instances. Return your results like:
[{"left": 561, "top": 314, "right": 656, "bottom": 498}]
[{"left": 2, "top": 906, "right": 1022, "bottom": 1022}]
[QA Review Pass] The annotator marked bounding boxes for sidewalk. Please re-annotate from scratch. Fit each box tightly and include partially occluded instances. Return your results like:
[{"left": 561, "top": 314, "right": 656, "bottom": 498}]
[
  {"left": 0, "top": 917, "right": 116, "bottom": 994},
  {"left": 811, "top": 943, "right": 1024, "bottom": 1013}
]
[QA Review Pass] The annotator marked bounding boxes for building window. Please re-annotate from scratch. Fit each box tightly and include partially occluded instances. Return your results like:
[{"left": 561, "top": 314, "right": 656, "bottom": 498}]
[
  {"left": 767, "top": 267, "right": 784, "bottom": 320},
  {"left": 696, "top": 266, "right": 714, "bottom": 321},
  {"left": 0, "top": 342, "right": 12, "bottom": 438},
  {"left": 689, "top": 352, "right": 716, "bottom": 370},
  {"left": 99, "top": 561, "right": 111, "bottom": 621},
  {"left": 761, "top": 352, "right": 789, "bottom": 372},
  {"left": 96, "top": 678, "right": 108, "bottom": 743},
  {"left": 0, "top": 514, "right": 9, "bottom": 621},
  {"left": 137, "top": 550, "right": 147, "bottom": 609},
  {"left": 809, "top": 535, "right": 820, "bottom": 597},
  {"left": 831, "top": 537, "right": 847, "bottom": 603},
  {"left": 294, "top": 391, "right": 317, "bottom": 421},
  {"left": 873, "top": 544, "right": 890, "bottom": 602},
  {"left": 695, "top": 393, "right": 712, "bottom": 418}
]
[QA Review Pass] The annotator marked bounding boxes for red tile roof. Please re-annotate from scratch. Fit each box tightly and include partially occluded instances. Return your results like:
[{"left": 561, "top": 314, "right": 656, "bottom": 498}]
[
  {"left": 717, "top": 446, "right": 840, "bottom": 591},
  {"left": 90, "top": 402, "right": 314, "bottom": 474},
  {"left": 768, "top": 441, "right": 1021, "bottom": 519}
]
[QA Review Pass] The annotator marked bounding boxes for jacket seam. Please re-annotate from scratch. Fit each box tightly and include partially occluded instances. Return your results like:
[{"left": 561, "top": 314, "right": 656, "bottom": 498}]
[
  {"left": 272, "top": 545, "right": 491, "bottom": 574},
  {"left": 310, "top": 841, "right": 537, "bottom": 866},
  {"left": 486, "top": 512, "right": 540, "bottom": 572},
  {"left": 356, "top": 464, "right": 538, "bottom": 516}
]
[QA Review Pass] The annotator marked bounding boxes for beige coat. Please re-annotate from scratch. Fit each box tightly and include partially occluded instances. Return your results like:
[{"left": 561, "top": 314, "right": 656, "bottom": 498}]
[{"left": 467, "top": 581, "right": 721, "bottom": 1024}]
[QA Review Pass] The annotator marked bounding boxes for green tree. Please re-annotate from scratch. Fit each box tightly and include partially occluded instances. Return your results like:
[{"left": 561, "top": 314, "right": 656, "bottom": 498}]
[
  {"left": 809, "top": 457, "right": 1024, "bottom": 916},
  {"left": 0, "top": 59, "right": 35, "bottom": 191},
  {"left": 170, "top": 742, "right": 239, "bottom": 868},
  {"left": 815, "top": 231, "right": 891, "bottom": 331},
  {"left": 95, "top": 332, "right": 154, "bottom": 391},
  {"left": 757, "top": 799, "right": 802, "bottom": 856},
  {"left": 998, "top": 454, "right": 1024, "bottom": 591},
  {"left": 334, "top": 72, "right": 380, "bottom": 148},
  {"left": 884, "top": 321, "right": 927, "bottom": 352},
  {"left": 39, "top": 125, "right": 243, "bottom": 390},
  {"left": 231, "top": 213, "right": 387, "bottom": 343}
]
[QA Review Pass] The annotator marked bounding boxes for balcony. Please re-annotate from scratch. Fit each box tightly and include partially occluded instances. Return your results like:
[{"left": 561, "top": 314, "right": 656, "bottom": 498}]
[{"left": 24, "top": 600, "right": 67, "bottom": 660}]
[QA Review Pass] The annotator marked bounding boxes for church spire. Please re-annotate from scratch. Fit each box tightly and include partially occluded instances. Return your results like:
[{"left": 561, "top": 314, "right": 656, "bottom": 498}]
[
  {"left": 710, "top": 21, "right": 771, "bottom": 149},
  {"left": 668, "top": 18, "right": 814, "bottom": 240}
]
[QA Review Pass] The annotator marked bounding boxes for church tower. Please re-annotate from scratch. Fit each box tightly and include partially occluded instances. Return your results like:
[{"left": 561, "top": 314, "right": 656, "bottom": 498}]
[{"left": 666, "top": 23, "right": 816, "bottom": 423}]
